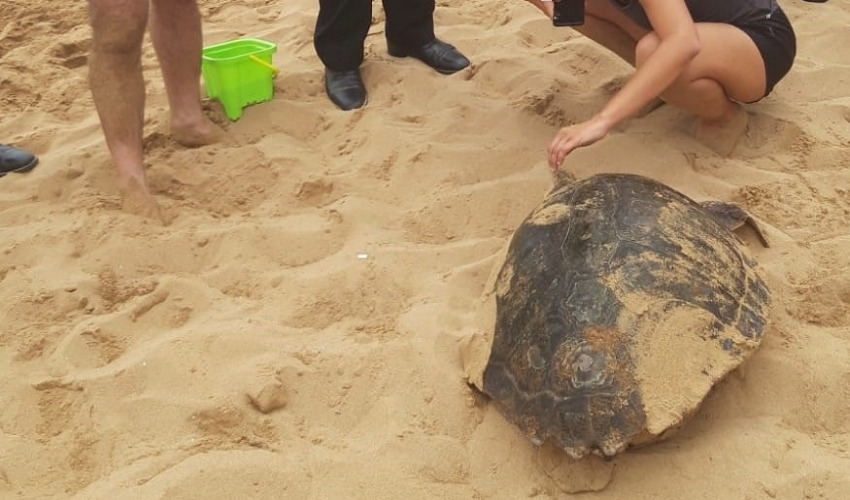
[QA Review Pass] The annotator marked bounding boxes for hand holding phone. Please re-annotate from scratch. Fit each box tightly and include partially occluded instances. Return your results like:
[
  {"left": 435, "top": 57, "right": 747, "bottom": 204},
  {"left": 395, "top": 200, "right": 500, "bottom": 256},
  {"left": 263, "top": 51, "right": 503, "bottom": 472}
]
[{"left": 551, "top": 0, "right": 585, "bottom": 27}]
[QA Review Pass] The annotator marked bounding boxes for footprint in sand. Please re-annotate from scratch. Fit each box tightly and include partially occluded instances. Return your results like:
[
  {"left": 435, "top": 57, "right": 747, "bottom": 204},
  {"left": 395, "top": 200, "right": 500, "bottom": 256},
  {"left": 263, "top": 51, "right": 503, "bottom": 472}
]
[
  {"left": 33, "top": 383, "right": 86, "bottom": 440},
  {"left": 285, "top": 265, "right": 411, "bottom": 335},
  {"left": 55, "top": 328, "right": 127, "bottom": 370},
  {"left": 517, "top": 18, "right": 581, "bottom": 47},
  {"left": 784, "top": 241, "right": 850, "bottom": 330},
  {"left": 245, "top": 97, "right": 327, "bottom": 140},
  {"left": 50, "top": 277, "right": 198, "bottom": 373},
  {"left": 780, "top": 355, "right": 850, "bottom": 437},
  {"left": 97, "top": 267, "right": 158, "bottom": 311},
  {"left": 692, "top": 106, "right": 750, "bottom": 157},
  {"left": 1, "top": 285, "right": 95, "bottom": 363},
  {"left": 202, "top": 209, "right": 348, "bottom": 273},
  {"left": 295, "top": 178, "right": 336, "bottom": 207},
  {"left": 147, "top": 146, "right": 277, "bottom": 217},
  {"left": 190, "top": 403, "right": 278, "bottom": 450},
  {"left": 733, "top": 112, "right": 812, "bottom": 162},
  {"left": 50, "top": 39, "right": 90, "bottom": 70},
  {"left": 735, "top": 174, "right": 850, "bottom": 240},
  {"left": 402, "top": 179, "right": 540, "bottom": 245},
  {"left": 517, "top": 88, "right": 570, "bottom": 127}
]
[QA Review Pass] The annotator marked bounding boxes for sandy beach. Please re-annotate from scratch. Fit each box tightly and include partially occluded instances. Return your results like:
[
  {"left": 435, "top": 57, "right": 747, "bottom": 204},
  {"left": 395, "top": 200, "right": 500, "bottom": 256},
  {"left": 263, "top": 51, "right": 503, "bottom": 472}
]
[{"left": 1, "top": 0, "right": 849, "bottom": 499}]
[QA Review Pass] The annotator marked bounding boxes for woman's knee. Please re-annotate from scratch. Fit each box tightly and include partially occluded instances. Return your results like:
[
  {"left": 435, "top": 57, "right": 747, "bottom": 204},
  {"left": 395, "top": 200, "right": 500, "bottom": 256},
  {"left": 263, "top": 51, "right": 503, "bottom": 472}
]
[
  {"left": 88, "top": 0, "right": 148, "bottom": 54},
  {"left": 634, "top": 32, "right": 660, "bottom": 67}
]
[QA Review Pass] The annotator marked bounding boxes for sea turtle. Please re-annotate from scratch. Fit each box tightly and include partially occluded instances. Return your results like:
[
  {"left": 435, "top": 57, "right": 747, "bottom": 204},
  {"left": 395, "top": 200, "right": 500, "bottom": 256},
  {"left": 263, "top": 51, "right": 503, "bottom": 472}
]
[{"left": 463, "top": 172, "right": 770, "bottom": 459}]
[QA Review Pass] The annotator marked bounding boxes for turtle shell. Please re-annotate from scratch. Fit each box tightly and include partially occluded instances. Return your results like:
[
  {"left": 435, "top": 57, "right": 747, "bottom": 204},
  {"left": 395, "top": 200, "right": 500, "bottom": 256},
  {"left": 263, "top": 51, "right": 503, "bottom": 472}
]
[{"left": 479, "top": 173, "right": 770, "bottom": 458}]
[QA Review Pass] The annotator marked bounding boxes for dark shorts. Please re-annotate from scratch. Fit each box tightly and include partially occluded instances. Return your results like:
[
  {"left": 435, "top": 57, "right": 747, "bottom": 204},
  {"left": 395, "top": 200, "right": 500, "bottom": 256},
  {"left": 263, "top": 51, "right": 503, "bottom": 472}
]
[{"left": 737, "top": 5, "right": 796, "bottom": 98}]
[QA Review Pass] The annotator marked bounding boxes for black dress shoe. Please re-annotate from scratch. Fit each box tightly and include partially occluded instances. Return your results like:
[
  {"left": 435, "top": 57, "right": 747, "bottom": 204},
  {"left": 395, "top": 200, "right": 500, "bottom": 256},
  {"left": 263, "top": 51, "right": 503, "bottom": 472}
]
[
  {"left": 387, "top": 38, "right": 470, "bottom": 75},
  {"left": 0, "top": 144, "right": 39, "bottom": 177},
  {"left": 325, "top": 68, "right": 367, "bottom": 111}
]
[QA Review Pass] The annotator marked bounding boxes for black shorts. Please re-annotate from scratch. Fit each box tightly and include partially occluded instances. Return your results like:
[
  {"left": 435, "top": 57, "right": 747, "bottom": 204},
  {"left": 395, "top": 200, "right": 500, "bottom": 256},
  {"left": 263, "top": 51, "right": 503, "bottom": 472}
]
[{"left": 737, "top": 5, "right": 796, "bottom": 98}]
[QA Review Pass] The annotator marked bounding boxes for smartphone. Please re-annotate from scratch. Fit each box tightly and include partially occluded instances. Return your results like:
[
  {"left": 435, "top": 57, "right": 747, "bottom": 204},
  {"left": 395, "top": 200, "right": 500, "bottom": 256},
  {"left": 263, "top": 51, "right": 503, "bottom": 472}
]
[{"left": 552, "top": 0, "right": 585, "bottom": 27}]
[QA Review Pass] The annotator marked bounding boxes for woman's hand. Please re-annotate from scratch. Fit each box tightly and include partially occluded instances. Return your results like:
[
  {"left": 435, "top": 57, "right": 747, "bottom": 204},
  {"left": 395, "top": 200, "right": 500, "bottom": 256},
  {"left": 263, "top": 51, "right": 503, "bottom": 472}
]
[{"left": 547, "top": 115, "right": 612, "bottom": 170}]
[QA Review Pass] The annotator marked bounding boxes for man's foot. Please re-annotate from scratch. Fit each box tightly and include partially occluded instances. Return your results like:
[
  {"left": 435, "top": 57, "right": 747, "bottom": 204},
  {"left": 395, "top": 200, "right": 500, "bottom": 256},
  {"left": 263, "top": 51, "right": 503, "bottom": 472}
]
[
  {"left": 171, "top": 115, "right": 221, "bottom": 148},
  {"left": 0, "top": 144, "right": 39, "bottom": 177},
  {"left": 117, "top": 173, "right": 166, "bottom": 223},
  {"left": 693, "top": 105, "right": 748, "bottom": 157},
  {"left": 325, "top": 68, "right": 367, "bottom": 111},
  {"left": 387, "top": 38, "right": 470, "bottom": 75}
]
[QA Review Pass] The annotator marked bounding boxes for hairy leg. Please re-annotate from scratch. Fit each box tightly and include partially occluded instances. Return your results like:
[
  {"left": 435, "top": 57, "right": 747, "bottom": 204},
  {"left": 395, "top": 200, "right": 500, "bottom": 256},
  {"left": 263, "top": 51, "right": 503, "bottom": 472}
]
[
  {"left": 88, "top": 0, "right": 162, "bottom": 220},
  {"left": 88, "top": 0, "right": 148, "bottom": 187},
  {"left": 150, "top": 0, "right": 217, "bottom": 147}
]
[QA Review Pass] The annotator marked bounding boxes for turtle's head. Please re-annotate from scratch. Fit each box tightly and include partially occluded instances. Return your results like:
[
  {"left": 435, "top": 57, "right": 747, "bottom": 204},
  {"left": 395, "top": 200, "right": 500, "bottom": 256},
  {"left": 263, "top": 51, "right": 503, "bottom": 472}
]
[{"left": 552, "top": 169, "right": 577, "bottom": 191}]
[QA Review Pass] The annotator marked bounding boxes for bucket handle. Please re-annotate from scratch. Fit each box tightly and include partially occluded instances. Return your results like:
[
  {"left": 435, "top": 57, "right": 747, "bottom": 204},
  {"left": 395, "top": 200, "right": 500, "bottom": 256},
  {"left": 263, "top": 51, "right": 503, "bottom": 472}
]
[{"left": 249, "top": 55, "right": 279, "bottom": 76}]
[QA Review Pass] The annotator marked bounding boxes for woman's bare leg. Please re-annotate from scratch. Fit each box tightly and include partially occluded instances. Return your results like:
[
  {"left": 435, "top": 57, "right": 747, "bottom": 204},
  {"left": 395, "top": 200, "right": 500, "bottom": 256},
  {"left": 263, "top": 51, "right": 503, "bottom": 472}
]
[
  {"left": 635, "top": 24, "right": 765, "bottom": 119},
  {"left": 577, "top": 0, "right": 649, "bottom": 66},
  {"left": 567, "top": 2, "right": 765, "bottom": 153},
  {"left": 634, "top": 23, "right": 765, "bottom": 153},
  {"left": 527, "top": 0, "right": 763, "bottom": 153}
]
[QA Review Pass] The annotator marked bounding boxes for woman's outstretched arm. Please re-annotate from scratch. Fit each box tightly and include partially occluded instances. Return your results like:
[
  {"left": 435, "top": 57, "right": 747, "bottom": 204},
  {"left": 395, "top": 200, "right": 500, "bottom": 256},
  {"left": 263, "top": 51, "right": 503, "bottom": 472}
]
[{"left": 547, "top": 0, "right": 700, "bottom": 169}]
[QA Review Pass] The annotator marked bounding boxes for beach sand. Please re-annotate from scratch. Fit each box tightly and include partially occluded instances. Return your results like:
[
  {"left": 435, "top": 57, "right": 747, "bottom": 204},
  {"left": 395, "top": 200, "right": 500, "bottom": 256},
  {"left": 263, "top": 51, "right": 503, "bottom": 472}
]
[{"left": 2, "top": 1, "right": 849, "bottom": 499}]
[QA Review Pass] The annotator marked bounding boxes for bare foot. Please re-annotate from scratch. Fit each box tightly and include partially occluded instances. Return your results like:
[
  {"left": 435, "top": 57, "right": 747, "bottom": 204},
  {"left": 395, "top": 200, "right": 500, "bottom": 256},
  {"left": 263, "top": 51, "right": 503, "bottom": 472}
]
[
  {"left": 171, "top": 115, "right": 221, "bottom": 148},
  {"left": 119, "top": 176, "right": 166, "bottom": 224},
  {"left": 693, "top": 105, "right": 748, "bottom": 156}
]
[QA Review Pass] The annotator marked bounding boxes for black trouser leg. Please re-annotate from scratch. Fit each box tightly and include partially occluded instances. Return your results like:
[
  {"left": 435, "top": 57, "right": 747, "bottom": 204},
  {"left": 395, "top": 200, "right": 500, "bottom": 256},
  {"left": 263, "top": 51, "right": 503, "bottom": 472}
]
[
  {"left": 314, "top": 0, "right": 372, "bottom": 71},
  {"left": 382, "top": 0, "right": 435, "bottom": 47}
]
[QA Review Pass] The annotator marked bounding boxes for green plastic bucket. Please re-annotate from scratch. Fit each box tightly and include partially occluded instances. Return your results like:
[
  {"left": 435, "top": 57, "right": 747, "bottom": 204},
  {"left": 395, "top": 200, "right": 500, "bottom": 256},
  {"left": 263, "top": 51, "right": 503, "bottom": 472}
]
[{"left": 201, "top": 38, "right": 277, "bottom": 121}]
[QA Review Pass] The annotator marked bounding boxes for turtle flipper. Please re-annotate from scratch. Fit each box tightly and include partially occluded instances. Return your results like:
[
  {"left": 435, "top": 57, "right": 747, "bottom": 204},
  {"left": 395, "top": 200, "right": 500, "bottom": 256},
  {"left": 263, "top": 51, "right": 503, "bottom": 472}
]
[{"left": 700, "top": 201, "right": 770, "bottom": 248}]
